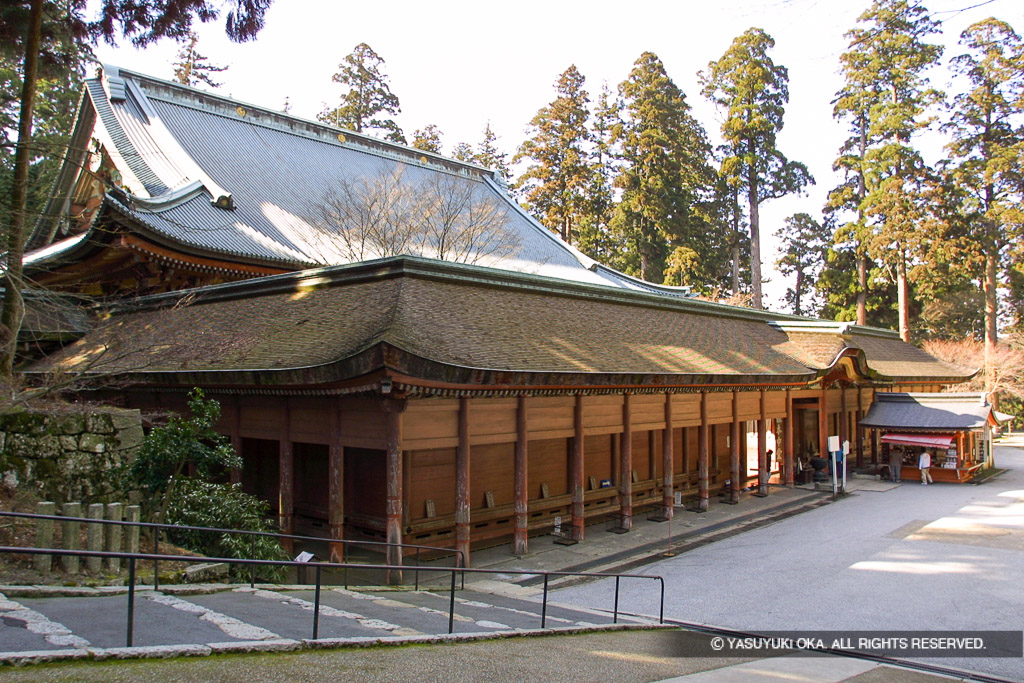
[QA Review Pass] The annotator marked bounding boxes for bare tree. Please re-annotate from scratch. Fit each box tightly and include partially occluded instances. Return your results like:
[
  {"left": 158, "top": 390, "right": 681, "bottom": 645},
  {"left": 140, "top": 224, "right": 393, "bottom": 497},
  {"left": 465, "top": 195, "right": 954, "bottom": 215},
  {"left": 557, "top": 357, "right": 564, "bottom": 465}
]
[
  {"left": 922, "top": 336, "right": 1024, "bottom": 410},
  {"left": 308, "top": 167, "right": 521, "bottom": 266}
]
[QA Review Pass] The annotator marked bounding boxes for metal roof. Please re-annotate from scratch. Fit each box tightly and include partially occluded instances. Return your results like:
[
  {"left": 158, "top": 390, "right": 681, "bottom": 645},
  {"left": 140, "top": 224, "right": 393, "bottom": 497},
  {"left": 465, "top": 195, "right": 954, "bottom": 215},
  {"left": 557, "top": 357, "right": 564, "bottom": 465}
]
[{"left": 860, "top": 393, "right": 997, "bottom": 431}]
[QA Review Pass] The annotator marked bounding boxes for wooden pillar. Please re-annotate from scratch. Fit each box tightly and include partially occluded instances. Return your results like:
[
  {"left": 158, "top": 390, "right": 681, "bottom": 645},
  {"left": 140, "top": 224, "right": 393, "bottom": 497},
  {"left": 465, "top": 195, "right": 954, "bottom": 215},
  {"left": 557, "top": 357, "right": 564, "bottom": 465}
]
[
  {"left": 513, "top": 395, "right": 529, "bottom": 556},
  {"left": 839, "top": 387, "right": 849, "bottom": 470},
  {"left": 328, "top": 402, "right": 344, "bottom": 563},
  {"left": 661, "top": 393, "right": 674, "bottom": 519},
  {"left": 383, "top": 398, "right": 407, "bottom": 583},
  {"left": 855, "top": 386, "right": 865, "bottom": 468},
  {"left": 619, "top": 393, "right": 633, "bottom": 530},
  {"left": 784, "top": 389, "right": 794, "bottom": 486},
  {"left": 278, "top": 401, "right": 294, "bottom": 550},
  {"left": 698, "top": 392, "right": 709, "bottom": 511},
  {"left": 229, "top": 396, "right": 242, "bottom": 485},
  {"left": 757, "top": 390, "right": 768, "bottom": 496},
  {"left": 729, "top": 391, "right": 741, "bottom": 503},
  {"left": 818, "top": 390, "right": 829, "bottom": 459},
  {"left": 571, "top": 394, "right": 586, "bottom": 541},
  {"left": 871, "top": 428, "right": 879, "bottom": 464},
  {"left": 456, "top": 397, "right": 471, "bottom": 566}
]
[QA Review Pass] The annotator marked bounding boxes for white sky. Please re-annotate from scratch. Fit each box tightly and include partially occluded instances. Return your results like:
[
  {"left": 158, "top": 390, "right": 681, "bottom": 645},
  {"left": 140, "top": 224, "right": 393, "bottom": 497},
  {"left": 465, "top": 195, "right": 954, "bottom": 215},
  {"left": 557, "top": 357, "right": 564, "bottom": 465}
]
[{"left": 92, "top": 0, "right": 1023, "bottom": 312}]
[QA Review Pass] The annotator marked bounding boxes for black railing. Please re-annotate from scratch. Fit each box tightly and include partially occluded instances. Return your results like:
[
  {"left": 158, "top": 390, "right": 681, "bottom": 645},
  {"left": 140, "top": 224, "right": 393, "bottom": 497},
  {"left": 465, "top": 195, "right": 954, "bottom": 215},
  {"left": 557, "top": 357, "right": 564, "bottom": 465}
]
[
  {"left": 0, "top": 545, "right": 665, "bottom": 648},
  {"left": 0, "top": 510, "right": 464, "bottom": 591}
]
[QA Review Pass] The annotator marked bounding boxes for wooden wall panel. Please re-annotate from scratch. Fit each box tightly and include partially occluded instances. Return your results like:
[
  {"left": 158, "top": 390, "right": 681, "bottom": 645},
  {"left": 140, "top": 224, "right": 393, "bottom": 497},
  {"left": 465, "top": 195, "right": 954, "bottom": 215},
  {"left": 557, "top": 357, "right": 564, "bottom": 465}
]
[
  {"left": 670, "top": 394, "right": 702, "bottom": 427},
  {"left": 582, "top": 395, "right": 624, "bottom": 434},
  {"left": 860, "top": 388, "right": 874, "bottom": 412},
  {"left": 790, "top": 389, "right": 820, "bottom": 400},
  {"left": 584, "top": 434, "right": 614, "bottom": 486},
  {"left": 403, "top": 400, "right": 458, "bottom": 450},
  {"left": 337, "top": 398, "right": 387, "bottom": 448},
  {"left": 826, "top": 389, "right": 842, "bottom": 413},
  {"left": 631, "top": 430, "right": 652, "bottom": 480},
  {"left": 632, "top": 394, "right": 667, "bottom": 431},
  {"left": 706, "top": 392, "right": 736, "bottom": 422},
  {"left": 526, "top": 397, "right": 575, "bottom": 439},
  {"left": 293, "top": 442, "right": 329, "bottom": 519},
  {"left": 733, "top": 392, "right": 761, "bottom": 421},
  {"left": 528, "top": 438, "right": 568, "bottom": 499},
  {"left": 470, "top": 442, "right": 514, "bottom": 509},
  {"left": 239, "top": 401, "right": 284, "bottom": 440},
  {"left": 469, "top": 398, "right": 518, "bottom": 444},
  {"left": 289, "top": 399, "right": 331, "bottom": 445},
  {"left": 672, "top": 427, "right": 684, "bottom": 473},
  {"left": 344, "top": 448, "right": 385, "bottom": 519},
  {"left": 686, "top": 427, "right": 699, "bottom": 473},
  {"left": 764, "top": 391, "right": 787, "bottom": 418},
  {"left": 408, "top": 448, "right": 456, "bottom": 520}
]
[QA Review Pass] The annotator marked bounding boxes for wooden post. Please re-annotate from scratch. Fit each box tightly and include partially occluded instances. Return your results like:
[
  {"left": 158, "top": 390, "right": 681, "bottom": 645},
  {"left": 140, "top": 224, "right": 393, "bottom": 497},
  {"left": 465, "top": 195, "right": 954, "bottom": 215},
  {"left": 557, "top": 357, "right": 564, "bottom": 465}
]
[
  {"left": 839, "top": 387, "right": 849, "bottom": 469},
  {"left": 383, "top": 398, "right": 407, "bottom": 583},
  {"left": 456, "top": 397, "right": 471, "bottom": 565},
  {"left": 698, "top": 392, "right": 709, "bottom": 512},
  {"left": 328, "top": 402, "right": 344, "bottom": 563},
  {"left": 229, "top": 396, "right": 242, "bottom": 485},
  {"left": 871, "top": 428, "right": 879, "bottom": 464},
  {"left": 818, "top": 390, "right": 829, "bottom": 459},
  {"left": 278, "top": 442, "right": 294, "bottom": 548},
  {"left": 784, "top": 389, "right": 795, "bottom": 486},
  {"left": 729, "top": 391, "right": 741, "bottom": 503},
  {"left": 855, "top": 386, "right": 865, "bottom": 469},
  {"left": 571, "top": 394, "right": 586, "bottom": 541},
  {"left": 757, "top": 390, "right": 768, "bottom": 496},
  {"left": 513, "top": 395, "right": 529, "bottom": 556},
  {"left": 619, "top": 393, "right": 633, "bottom": 531},
  {"left": 661, "top": 393, "right": 674, "bottom": 520}
]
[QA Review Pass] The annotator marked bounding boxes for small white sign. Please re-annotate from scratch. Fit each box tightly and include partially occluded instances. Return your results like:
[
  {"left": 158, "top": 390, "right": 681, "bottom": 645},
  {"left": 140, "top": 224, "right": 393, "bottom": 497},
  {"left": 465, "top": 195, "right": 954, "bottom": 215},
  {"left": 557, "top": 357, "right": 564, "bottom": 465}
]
[
  {"left": 553, "top": 516, "right": 561, "bottom": 533},
  {"left": 842, "top": 440, "right": 850, "bottom": 455},
  {"left": 828, "top": 435, "right": 840, "bottom": 453},
  {"left": 674, "top": 491, "right": 682, "bottom": 506},
  {"left": 294, "top": 551, "right": 314, "bottom": 563}
]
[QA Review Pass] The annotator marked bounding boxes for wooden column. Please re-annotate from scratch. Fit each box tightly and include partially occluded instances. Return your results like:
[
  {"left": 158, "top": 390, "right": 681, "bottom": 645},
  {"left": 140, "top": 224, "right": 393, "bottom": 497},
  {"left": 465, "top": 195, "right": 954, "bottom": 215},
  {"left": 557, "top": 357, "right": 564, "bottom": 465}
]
[
  {"left": 855, "top": 386, "right": 865, "bottom": 468},
  {"left": 278, "top": 402, "right": 294, "bottom": 550},
  {"left": 698, "top": 392, "right": 709, "bottom": 512},
  {"left": 783, "top": 389, "right": 795, "bottom": 486},
  {"left": 818, "top": 390, "right": 829, "bottom": 458},
  {"left": 229, "top": 396, "right": 242, "bottom": 485},
  {"left": 571, "top": 394, "right": 586, "bottom": 541},
  {"left": 456, "top": 397, "right": 471, "bottom": 566},
  {"left": 729, "top": 390, "right": 741, "bottom": 504},
  {"left": 757, "top": 390, "right": 768, "bottom": 496},
  {"left": 328, "top": 402, "right": 344, "bottom": 563},
  {"left": 383, "top": 398, "right": 407, "bottom": 583},
  {"left": 513, "top": 395, "right": 529, "bottom": 556},
  {"left": 839, "top": 387, "right": 849, "bottom": 469},
  {"left": 661, "top": 393, "right": 674, "bottom": 520},
  {"left": 619, "top": 393, "right": 633, "bottom": 530}
]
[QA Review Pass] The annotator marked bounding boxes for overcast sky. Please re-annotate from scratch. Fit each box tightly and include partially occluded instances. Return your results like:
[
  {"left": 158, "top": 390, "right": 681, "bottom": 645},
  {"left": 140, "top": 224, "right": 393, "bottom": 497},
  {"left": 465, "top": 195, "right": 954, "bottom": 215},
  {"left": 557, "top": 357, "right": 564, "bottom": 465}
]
[{"left": 92, "top": 0, "right": 1023, "bottom": 312}]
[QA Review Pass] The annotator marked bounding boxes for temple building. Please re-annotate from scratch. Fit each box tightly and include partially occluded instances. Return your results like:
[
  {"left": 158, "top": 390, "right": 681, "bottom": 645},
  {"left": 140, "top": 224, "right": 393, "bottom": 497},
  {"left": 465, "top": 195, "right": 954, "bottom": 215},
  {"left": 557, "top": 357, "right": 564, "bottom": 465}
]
[{"left": 18, "top": 66, "right": 975, "bottom": 567}]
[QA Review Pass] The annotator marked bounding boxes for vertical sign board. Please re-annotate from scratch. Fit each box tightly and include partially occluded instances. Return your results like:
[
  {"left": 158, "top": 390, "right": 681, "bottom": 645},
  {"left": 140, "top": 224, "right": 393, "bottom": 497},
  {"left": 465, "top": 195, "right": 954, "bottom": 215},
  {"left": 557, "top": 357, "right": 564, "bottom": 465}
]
[{"left": 827, "top": 435, "right": 841, "bottom": 495}]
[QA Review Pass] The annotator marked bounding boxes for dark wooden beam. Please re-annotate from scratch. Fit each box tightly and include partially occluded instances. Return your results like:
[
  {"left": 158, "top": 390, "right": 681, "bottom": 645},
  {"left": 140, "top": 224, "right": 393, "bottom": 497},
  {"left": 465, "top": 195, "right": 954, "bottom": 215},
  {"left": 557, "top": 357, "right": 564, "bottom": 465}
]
[
  {"left": 278, "top": 400, "right": 294, "bottom": 552},
  {"left": 456, "top": 396, "right": 471, "bottom": 565},
  {"left": 698, "top": 392, "right": 709, "bottom": 512},
  {"left": 818, "top": 390, "right": 829, "bottom": 459},
  {"left": 382, "top": 398, "right": 407, "bottom": 583},
  {"left": 661, "top": 393, "right": 674, "bottom": 520},
  {"left": 571, "top": 394, "right": 586, "bottom": 541},
  {"left": 729, "top": 390, "right": 741, "bottom": 504},
  {"left": 784, "top": 389, "right": 795, "bottom": 486},
  {"left": 619, "top": 393, "right": 633, "bottom": 530},
  {"left": 328, "top": 400, "right": 344, "bottom": 563},
  {"left": 513, "top": 395, "right": 528, "bottom": 556},
  {"left": 855, "top": 386, "right": 864, "bottom": 469}
]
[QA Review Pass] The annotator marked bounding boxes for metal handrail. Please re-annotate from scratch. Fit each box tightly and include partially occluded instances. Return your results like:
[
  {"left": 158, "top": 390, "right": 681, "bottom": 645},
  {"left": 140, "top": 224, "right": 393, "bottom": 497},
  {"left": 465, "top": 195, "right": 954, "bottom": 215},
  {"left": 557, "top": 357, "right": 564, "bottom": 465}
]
[
  {"left": 0, "top": 510, "right": 465, "bottom": 590},
  {"left": 0, "top": 545, "right": 665, "bottom": 648}
]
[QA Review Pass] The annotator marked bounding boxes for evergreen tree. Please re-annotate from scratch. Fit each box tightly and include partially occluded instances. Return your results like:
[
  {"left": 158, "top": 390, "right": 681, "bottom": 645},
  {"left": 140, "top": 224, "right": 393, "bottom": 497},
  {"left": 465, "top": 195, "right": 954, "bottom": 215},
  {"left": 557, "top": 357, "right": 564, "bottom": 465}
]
[
  {"left": 451, "top": 141, "right": 474, "bottom": 163},
  {"left": 171, "top": 30, "right": 228, "bottom": 87},
  {"left": 943, "top": 18, "right": 1024, "bottom": 378},
  {"left": 318, "top": 42, "right": 405, "bottom": 143},
  {"left": 832, "top": 0, "right": 944, "bottom": 341},
  {"left": 514, "top": 65, "right": 592, "bottom": 243},
  {"left": 775, "top": 213, "right": 829, "bottom": 316},
  {"left": 611, "top": 51, "right": 718, "bottom": 284},
  {"left": 700, "top": 27, "right": 813, "bottom": 310},
  {"left": 577, "top": 82, "right": 620, "bottom": 262},
  {"left": 472, "top": 122, "right": 510, "bottom": 179},
  {"left": 411, "top": 124, "right": 443, "bottom": 153}
]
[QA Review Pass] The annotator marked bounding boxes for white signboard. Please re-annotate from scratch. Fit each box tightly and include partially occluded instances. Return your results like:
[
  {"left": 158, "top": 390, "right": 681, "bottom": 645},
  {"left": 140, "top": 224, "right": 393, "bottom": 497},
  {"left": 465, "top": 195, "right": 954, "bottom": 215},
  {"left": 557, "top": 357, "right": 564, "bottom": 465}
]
[{"left": 828, "top": 435, "right": 840, "bottom": 453}]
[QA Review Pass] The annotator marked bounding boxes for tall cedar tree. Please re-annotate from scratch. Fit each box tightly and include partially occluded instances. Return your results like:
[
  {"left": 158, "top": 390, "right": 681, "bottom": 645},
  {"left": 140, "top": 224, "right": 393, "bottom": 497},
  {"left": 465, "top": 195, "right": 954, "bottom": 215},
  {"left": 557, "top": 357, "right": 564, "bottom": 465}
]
[
  {"left": 836, "top": 0, "right": 943, "bottom": 342},
  {"left": 611, "top": 52, "right": 717, "bottom": 285},
  {"left": 944, "top": 18, "right": 1024, "bottom": 386},
  {"left": 473, "top": 122, "right": 510, "bottom": 180},
  {"left": 1, "top": 0, "right": 273, "bottom": 385},
  {"left": 700, "top": 27, "right": 813, "bottom": 310},
  {"left": 514, "top": 65, "right": 592, "bottom": 244},
  {"left": 577, "top": 82, "right": 619, "bottom": 262},
  {"left": 319, "top": 43, "right": 405, "bottom": 144},
  {"left": 171, "top": 30, "right": 228, "bottom": 87},
  {"left": 775, "top": 213, "right": 829, "bottom": 316},
  {"left": 411, "top": 124, "right": 443, "bottom": 153}
]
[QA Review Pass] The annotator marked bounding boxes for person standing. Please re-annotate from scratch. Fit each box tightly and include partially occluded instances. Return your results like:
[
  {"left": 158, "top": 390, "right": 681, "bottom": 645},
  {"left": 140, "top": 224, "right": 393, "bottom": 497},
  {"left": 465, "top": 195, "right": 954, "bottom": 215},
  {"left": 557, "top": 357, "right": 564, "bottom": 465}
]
[
  {"left": 919, "top": 450, "right": 933, "bottom": 485},
  {"left": 888, "top": 447, "right": 903, "bottom": 483}
]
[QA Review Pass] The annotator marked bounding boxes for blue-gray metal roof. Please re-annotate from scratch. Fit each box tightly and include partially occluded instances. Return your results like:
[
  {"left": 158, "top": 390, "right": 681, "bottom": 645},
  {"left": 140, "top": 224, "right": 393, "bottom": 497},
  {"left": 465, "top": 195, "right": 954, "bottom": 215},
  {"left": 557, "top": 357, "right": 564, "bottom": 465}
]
[{"left": 860, "top": 393, "right": 995, "bottom": 431}]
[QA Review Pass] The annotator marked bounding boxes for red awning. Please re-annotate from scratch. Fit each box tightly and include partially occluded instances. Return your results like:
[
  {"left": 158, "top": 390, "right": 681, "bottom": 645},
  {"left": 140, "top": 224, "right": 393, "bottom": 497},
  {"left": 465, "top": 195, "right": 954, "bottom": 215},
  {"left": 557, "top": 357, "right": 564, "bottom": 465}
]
[{"left": 880, "top": 433, "right": 955, "bottom": 449}]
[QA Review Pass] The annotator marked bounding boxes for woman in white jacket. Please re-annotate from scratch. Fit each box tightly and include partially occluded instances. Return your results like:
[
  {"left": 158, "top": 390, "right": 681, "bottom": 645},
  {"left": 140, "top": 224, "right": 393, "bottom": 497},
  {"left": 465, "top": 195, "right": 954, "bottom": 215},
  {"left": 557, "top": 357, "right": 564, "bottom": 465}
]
[{"left": 919, "top": 450, "right": 933, "bottom": 486}]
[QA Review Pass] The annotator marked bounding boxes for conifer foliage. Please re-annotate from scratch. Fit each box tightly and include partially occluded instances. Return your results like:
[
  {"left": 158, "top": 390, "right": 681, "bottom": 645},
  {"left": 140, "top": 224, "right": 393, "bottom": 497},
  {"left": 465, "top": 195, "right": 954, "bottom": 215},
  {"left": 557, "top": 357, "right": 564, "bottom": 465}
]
[
  {"left": 171, "top": 30, "right": 228, "bottom": 87},
  {"left": 319, "top": 42, "right": 405, "bottom": 143}
]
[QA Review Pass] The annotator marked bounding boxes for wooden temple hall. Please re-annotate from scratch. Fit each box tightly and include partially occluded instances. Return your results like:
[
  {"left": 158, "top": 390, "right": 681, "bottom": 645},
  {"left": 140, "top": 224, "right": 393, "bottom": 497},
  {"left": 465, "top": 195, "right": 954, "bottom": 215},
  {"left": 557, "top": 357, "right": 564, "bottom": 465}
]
[{"left": 18, "top": 66, "right": 973, "bottom": 568}]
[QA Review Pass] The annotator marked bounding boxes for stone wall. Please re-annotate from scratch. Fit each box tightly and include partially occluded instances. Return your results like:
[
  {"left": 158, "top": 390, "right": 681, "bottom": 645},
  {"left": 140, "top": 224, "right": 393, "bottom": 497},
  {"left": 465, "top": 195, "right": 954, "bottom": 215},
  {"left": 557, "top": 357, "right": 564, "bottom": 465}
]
[{"left": 0, "top": 408, "right": 143, "bottom": 504}]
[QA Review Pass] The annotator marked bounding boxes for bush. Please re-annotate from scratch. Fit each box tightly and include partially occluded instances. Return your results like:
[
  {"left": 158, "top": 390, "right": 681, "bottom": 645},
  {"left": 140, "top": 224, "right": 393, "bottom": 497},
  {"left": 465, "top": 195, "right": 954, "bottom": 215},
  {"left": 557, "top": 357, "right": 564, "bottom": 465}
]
[{"left": 164, "top": 478, "right": 287, "bottom": 581}]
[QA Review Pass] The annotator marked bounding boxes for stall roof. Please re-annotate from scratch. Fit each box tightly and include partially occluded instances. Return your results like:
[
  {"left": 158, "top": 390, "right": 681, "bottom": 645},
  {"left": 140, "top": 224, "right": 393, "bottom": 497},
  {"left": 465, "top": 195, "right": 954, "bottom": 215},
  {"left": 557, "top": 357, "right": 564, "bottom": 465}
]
[
  {"left": 860, "top": 392, "right": 997, "bottom": 431},
  {"left": 880, "top": 433, "right": 955, "bottom": 449}
]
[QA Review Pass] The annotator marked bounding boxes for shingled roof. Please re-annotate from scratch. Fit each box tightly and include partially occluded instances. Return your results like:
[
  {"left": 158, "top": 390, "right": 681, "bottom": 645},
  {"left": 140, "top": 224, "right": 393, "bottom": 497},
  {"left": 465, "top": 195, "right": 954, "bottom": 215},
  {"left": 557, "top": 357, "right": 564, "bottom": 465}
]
[
  {"left": 25, "top": 65, "right": 689, "bottom": 297},
  {"left": 860, "top": 393, "right": 999, "bottom": 431},
  {"left": 30, "top": 257, "right": 972, "bottom": 395}
]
